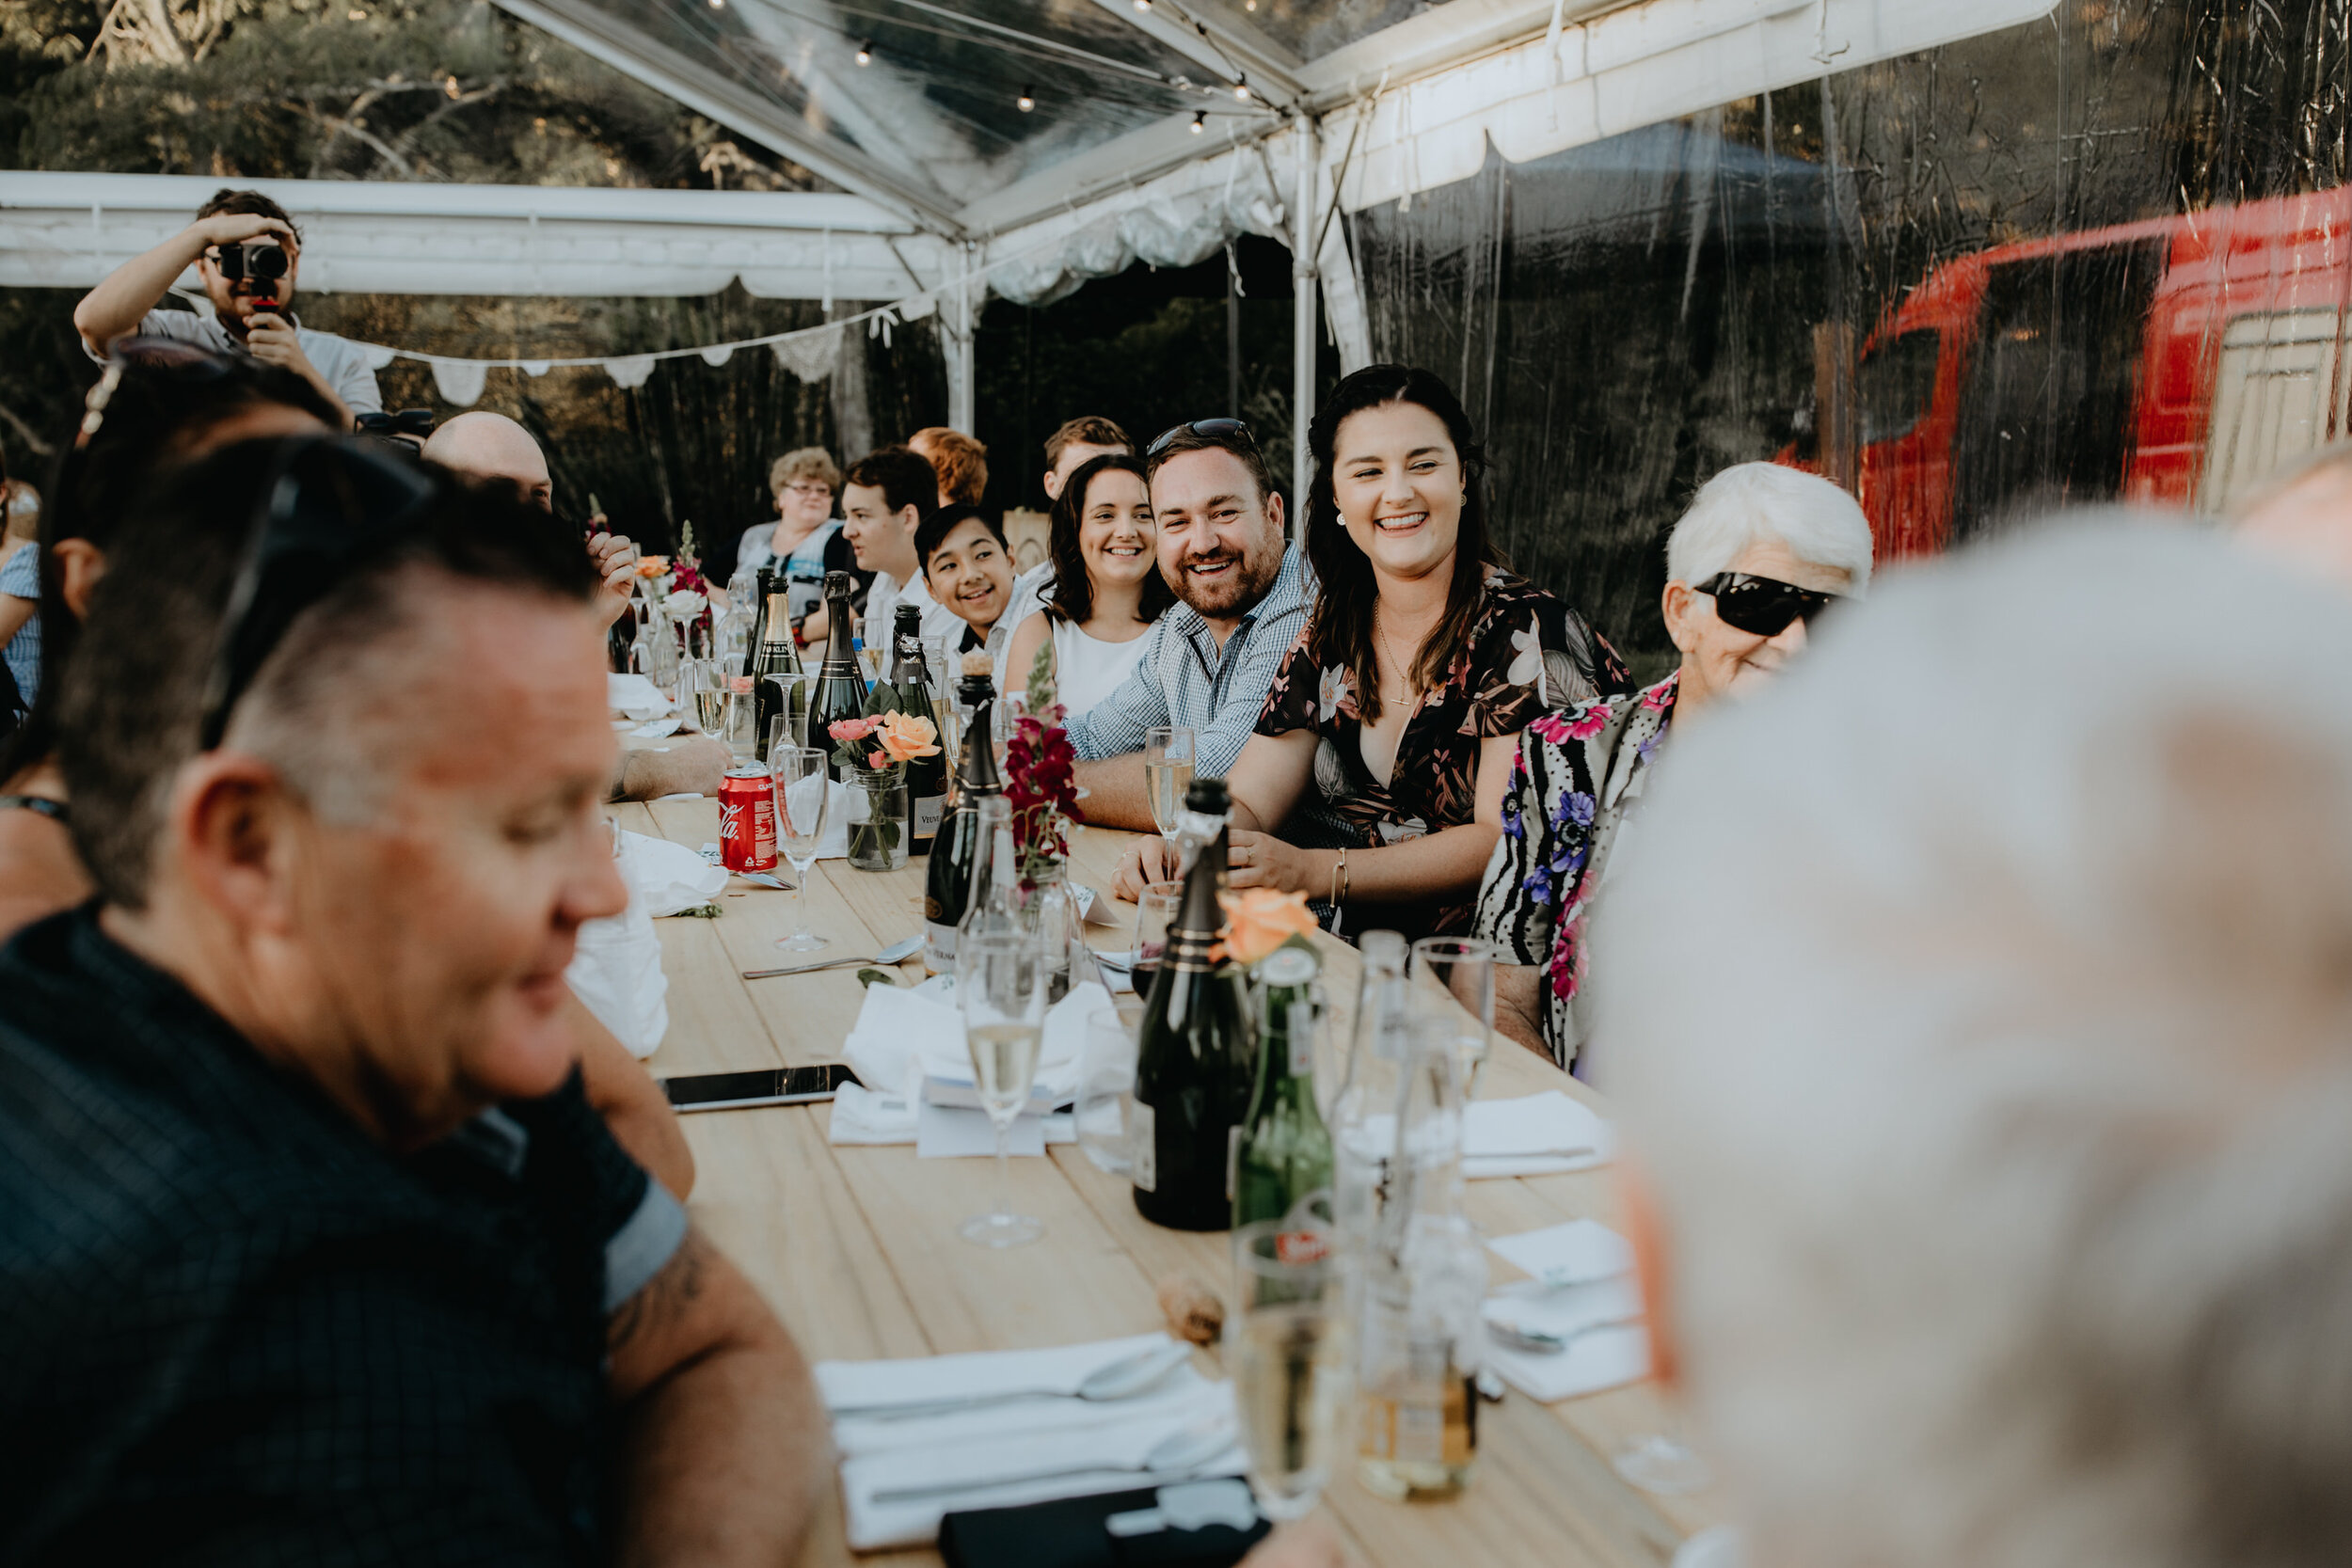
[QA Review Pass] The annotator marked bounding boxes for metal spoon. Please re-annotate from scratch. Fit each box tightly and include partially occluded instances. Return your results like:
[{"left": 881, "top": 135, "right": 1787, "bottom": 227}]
[
  {"left": 741, "top": 933, "right": 921, "bottom": 980},
  {"left": 868, "top": 1413, "right": 1233, "bottom": 1504},
  {"left": 1485, "top": 1313, "right": 1645, "bottom": 1356},
  {"left": 834, "top": 1338, "right": 1191, "bottom": 1419}
]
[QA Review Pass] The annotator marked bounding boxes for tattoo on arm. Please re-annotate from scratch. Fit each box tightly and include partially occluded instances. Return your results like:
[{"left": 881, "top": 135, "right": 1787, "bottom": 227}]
[{"left": 609, "top": 1227, "right": 710, "bottom": 1356}]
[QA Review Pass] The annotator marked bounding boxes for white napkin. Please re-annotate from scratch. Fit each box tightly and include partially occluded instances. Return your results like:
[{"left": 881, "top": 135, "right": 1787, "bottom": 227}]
[
  {"left": 607, "top": 671, "right": 672, "bottom": 720},
  {"left": 1480, "top": 1275, "right": 1650, "bottom": 1402},
  {"left": 1462, "top": 1090, "right": 1616, "bottom": 1177},
  {"left": 818, "top": 1336, "right": 1244, "bottom": 1550},
  {"left": 1486, "top": 1218, "right": 1635, "bottom": 1288},
  {"left": 629, "top": 716, "right": 684, "bottom": 739},
  {"left": 841, "top": 980, "right": 1109, "bottom": 1114},
  {"left": 828, "top": 1081, "right": 919, "bottom": 1144},
  {"left": 567, "top": 827, "right": 726, "bottom": 1057}
]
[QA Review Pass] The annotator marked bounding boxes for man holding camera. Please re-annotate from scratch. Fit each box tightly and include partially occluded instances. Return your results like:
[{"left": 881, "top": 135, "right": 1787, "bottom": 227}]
[{"left": 73, "top": 188, "right": 381, "bottom": 428}]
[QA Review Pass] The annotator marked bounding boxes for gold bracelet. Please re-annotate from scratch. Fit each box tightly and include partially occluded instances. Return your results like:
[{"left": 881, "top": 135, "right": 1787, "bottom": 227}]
[{"left": 1329, "top": 847, "right": 1348, "bottom": 910}]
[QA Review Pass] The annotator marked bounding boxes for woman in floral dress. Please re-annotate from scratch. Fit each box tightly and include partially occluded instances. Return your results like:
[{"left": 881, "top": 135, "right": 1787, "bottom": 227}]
[
  {"left": 1118, "top": 364, "right": 1627, "bottom": 942},
  {"left": 1472, "top": 462, "right": 1876, "bottom": 1069}
]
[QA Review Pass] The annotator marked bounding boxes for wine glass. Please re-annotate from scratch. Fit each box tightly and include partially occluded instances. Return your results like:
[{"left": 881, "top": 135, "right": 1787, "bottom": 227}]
[
  {"left": 1075, "top": 1001, "right": 1147, "bottom": 1175},
  {"left": 768, "top": 745, "right": 831, "bottom": 953},
  {"left": 1132, "top": 879, "right": 1183, "bottom": 995},
  {"left": 1231, "top": 1218, "right": 1352, "bottom": 1521},
  {"left": 1409, "top": 937, "right": 1498, "bottom": 1098},
  {"left": 685, "top": 659, "right": 729, "bottom": 738},
  {"left": 1143, "top": 725, "right": 1196, "bottom": 837},
  {"left": 959, "top": 929, "right": 1050, "bottom": 1248}
]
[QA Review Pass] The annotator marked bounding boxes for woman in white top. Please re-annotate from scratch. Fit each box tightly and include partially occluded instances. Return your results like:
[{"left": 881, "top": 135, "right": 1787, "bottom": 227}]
[{"left": 1005, "top": 452, "right": 1171, "bottom": 718}]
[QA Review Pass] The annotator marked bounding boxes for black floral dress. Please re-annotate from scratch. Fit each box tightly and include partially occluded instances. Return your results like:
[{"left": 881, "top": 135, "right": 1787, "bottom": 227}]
[{"left": 1255, "top": 566, "right": 1629, "bottom": 939}]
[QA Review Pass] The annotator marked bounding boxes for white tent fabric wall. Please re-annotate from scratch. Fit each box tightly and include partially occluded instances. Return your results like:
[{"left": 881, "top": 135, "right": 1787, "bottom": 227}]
[{"left": 0, "top": 0, "right": 2055, "bottom": 405}]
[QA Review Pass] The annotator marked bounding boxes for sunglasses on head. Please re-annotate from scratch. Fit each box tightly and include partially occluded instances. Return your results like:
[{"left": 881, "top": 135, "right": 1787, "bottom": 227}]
[
  {"left": 1145, "top": 418, "right": 1254, "bottom": 457},
  {"left": 1694, "top": 572, "right": 1840, "bottom": 637},
  {"left": 198, "top": 436, "right": 436, "bottom": 750}
]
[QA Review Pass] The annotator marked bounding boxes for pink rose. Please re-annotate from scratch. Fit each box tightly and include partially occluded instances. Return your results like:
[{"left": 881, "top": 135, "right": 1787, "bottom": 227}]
[{"left": 829, "top": 717, "right": 877, "bottom": 743}]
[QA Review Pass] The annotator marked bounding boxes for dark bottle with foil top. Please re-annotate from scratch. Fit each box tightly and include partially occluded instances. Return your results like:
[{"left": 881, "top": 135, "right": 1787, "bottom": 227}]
[
  {"left": 1131, "top": 776, "right": 1255, "bottom": 1232},
  {"left": 923, "top": 666, "right": 1002, "bottom": 976},
  {"left": 746, "top": 566, "right": 803, "bottom": 763},
  {"left": 890, "top": 604, "right": 947, "bottom": 856},
  {"left": 804, "top": 571, "right": 868, "bottom": 781}
]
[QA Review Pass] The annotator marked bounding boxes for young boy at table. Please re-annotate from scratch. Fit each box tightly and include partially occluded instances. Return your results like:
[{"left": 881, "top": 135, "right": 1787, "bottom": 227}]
[{"left": 915, "top": 503, "right": 1048, "bottom": 690}]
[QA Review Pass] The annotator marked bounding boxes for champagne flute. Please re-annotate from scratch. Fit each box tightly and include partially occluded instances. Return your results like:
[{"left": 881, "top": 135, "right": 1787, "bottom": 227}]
[
  {"left": 1231, "top": 1218, "right": 1352, "bottom": 1521},
  {"left": 769, "top": 746, "right": 832, "bottom": 953},
  {"left": 1143, "top": 726, "right": 1196, "bottom": 838},
  {"left": 1409, "top": 937, "right": 1498, "bottom": 1099},
  {"left": 686, "top": 660, "right": 730, "bottom": 737},
  {"left": 959, "top": 929, "right": 1050, "bottom": 1248}
]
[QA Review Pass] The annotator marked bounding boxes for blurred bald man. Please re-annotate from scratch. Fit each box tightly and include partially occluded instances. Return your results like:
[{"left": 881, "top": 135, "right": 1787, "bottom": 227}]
[
  {"left": 2234, "top": 443, "right": 2352, "bottom": 592},
  {"left": 423, "top": 412, "right": 637, "bottom": 626},
  {"left": 424, "top": 413, "right": 727, "bottom": 804}
]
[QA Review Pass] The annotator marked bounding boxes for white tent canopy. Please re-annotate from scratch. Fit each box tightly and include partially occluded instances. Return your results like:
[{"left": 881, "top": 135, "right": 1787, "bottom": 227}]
[{"left": 0, "top": 0, "right": 2044, "bottom": 496}]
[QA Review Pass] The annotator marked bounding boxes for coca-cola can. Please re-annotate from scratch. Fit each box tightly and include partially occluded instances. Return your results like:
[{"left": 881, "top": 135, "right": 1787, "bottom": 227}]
[{"left": 718, "top": 765, "right": 778, "bottom": 873}]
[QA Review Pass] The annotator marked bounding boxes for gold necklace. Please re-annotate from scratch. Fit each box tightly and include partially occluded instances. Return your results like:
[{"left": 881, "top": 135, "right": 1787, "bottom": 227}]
[{"left": 1374, "top": 604, "right": 1423, "bottom": 707}]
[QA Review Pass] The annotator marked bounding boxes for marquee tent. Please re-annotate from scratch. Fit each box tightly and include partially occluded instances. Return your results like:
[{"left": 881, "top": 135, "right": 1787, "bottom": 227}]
[{"left": 0, "top": 0, "right": 2055, "bottom": 501}]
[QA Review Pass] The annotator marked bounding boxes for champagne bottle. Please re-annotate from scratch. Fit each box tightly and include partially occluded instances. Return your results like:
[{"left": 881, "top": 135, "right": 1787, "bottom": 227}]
[
  {"left": 1232, "top": 945, "right": 1334, "bottom": 1231},
  {"left": 804, "top": 571, "right": 869, "bottom": 782},
  {"left": 890, "top": 604, "right": 947, "bottom": 856},
  {"left": 923, "top": 667, "right": 1002, "bottom": 976},
  {"left": 746, "top": 566, "right": 803, "bottom": 764},
  {"left": 1132, "top": 777, "right": 1255, "bottom": 1232}
]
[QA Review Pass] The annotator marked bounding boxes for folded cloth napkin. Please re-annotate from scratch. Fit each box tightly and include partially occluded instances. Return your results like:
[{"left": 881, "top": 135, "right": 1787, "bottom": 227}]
[
  {"left": 817, "top": 1335, "right": 1243, "bottom": 1551},
  {"left": 607, "top": 671, "right": 672, "bottom": 720},
  {"left": 1486, "top": 1218, "right": 1635, "bottom": 1288},
  {"left": 568, "top": 827, "right": 726, "bottom": 1057},
  {"left": 828, "top": 1081, "right": 918, "bottom": 1144},
  {"left": 1480, "top": 1275, "right": 1649, "bottom": 1402},
  {"left": 623, "top": 829, "right": 729, "bottom": 917},
  {"left": 1463, "top": 1090, "right": 1616, "bottom": 1178},
  {"left": 841, "top": 980, "right": 1110, "bottom": 1112}
]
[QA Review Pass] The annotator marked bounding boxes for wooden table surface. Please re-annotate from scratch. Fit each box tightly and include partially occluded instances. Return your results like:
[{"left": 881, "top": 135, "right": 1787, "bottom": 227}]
[{"left": 615, "top": 798, "right": 1721, "bottom": 1567}]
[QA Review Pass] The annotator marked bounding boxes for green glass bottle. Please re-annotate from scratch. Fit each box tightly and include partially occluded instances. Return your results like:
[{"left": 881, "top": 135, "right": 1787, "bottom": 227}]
[{"left": 1232, "top": 944, "right": 1334, "bottom": 1231}]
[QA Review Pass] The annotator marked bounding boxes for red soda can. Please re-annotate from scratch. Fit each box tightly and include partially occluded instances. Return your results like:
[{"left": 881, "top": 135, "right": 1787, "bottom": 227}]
[{"left": 718, "top": 765, "right": 778, "bottom": 873}]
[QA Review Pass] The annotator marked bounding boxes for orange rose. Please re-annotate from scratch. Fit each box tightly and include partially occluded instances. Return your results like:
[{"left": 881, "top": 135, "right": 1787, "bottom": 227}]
[
  {"left": 1216, "top": 887, "right": 1319, "bottom": 968},
  {"left": 873, "top": 710, "right": 942, "bottom": 765},
  {"left": 635, "top": 555, "right": 670, "bottom": 578}
]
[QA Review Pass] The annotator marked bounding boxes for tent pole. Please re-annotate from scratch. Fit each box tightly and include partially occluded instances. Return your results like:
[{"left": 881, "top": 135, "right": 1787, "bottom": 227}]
[
  {"left": 947, "top": 243, "right": 977, "bottom": 434},
  {"left": 1291, "top": 114, "right": 1319, "bottom": 525}
]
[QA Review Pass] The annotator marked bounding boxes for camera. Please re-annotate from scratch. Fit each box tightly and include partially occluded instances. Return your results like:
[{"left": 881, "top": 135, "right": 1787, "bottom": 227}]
[{"left": 212, "top": 240, "right": 289, "bottom": 308}]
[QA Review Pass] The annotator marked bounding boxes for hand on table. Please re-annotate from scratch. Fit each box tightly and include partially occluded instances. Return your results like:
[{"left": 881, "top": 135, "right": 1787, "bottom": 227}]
[
  {"left": 589, "top": 530, "right": 639, "bottom": 626},
  {"left": 1226, "top": 829, "right": 1318, "bottom": 895},
  {"left": 1112, "top": 833, "right": 1178, "bottom": 899},
  {"left": 613, "top": 733, "right": 731, "bottom": 801}
]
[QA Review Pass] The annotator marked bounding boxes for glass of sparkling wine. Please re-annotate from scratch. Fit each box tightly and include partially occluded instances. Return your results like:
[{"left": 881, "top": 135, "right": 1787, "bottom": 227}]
[
  {"left": 1232, "top": 1219, "right": 1353, "bottom": 1522},
  {"left": 769, "top": 746, "right": 831, "bottom": 953},
  {"left": 1143, "top": 725, "right": 1196, "bottom": 837},
  {"left": 959, "top": 929, "right": 1050, "bottom": 1248}
]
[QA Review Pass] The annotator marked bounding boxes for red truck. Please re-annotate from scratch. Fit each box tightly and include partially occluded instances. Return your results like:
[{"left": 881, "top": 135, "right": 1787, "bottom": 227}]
[{"left": 1791, "top": 186, "right": 2352, "bottom": 559}]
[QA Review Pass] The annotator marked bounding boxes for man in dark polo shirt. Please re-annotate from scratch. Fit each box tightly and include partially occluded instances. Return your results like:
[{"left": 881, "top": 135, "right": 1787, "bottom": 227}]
[{"left": 0, "top": 438, "right": 828, "bottom": 1564}]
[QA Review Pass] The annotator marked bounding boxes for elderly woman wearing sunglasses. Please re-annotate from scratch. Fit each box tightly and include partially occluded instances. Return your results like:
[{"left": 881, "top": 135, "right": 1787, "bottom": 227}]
[{"left": 1473, "top": 461, "right": 1873, "bottom": 1069}]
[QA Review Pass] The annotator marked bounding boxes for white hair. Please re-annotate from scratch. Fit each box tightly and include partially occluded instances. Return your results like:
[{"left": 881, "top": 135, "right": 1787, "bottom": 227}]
[
  {"left": 1665, "top": 461, "right": 1875, "bottom": 593},
  {"left": 1597, "top": 516, "right": 2352, "bottom": 1568}
]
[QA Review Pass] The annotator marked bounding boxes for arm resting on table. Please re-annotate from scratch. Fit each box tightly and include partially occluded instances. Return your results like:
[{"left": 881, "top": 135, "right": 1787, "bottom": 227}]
[
  {"left": 571, "top": 993, "right": 694, "bottom": 1199},
  {"left": 609, "top": 1228, "right": 831, "bottom": 1568},
  {"left": 1494, "top": 963, "right": 1549, "bottom": 1060}
]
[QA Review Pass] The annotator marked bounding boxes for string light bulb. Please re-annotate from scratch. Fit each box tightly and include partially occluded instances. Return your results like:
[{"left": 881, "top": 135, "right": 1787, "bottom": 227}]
[
  {"left": 1190, "top": 109, "right": 1206, "bottom": 133},
  {"left": 1017, "top": 84, "right": 1035, "bottom": 111},
  {"left": 854, "top": 39, "right": 872, "bottom": 63},
  {"left": 1134, "top": 0, "right": 1151, "bottom": 10},
  {"left": 1233, "top": 76, "right": 1249, "bottom": 100}
]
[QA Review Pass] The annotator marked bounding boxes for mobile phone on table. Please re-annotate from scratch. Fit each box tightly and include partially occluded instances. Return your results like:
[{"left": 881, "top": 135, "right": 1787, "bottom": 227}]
[{"left": 660, "top": 1063, "right": 860, "bottom": 1113}]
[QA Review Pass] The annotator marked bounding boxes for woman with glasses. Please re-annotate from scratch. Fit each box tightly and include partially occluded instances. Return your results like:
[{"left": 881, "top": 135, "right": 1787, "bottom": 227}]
[
  {"left": 1003, "top": 452, "right": 1172, "bottom": 720},
  {"left": 734, "top": 447, "right": 864, "bottom": 640},
  {"left": 1120, "top": 366, "right": 1629, "bottom": 942},
  {"left": 1473, "top": 460, "right": 1873, "bottom": 1069}
]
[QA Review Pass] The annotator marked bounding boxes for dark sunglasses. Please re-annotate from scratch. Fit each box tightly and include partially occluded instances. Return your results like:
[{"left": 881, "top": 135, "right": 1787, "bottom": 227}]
[
  {"left": 1694, "top": 572, "right": 1841, "bottom": 637},
  {"left": 1145, "top": 417, "right": 1254, "bottom": 457},
  {"left": 198, "top": 436, "right": 436, "bottom": 750}
]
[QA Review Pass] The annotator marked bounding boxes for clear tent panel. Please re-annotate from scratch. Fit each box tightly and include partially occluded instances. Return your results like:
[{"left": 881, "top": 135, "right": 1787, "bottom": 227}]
[
  {"left": 558, "top": 0, "right": 1247, "bottom": 209},
  {"left": 1349, "top": 0, "right": 2352, "bottom": 677}
]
